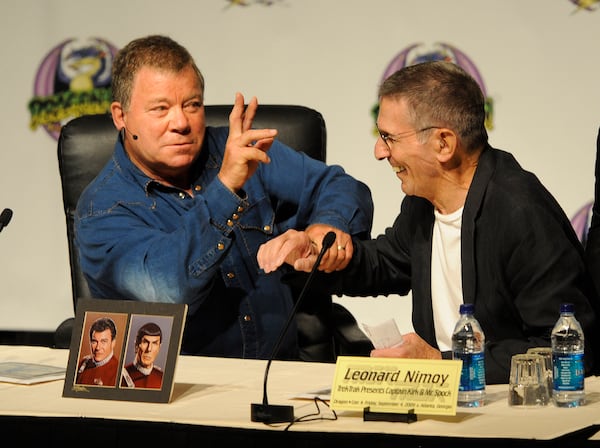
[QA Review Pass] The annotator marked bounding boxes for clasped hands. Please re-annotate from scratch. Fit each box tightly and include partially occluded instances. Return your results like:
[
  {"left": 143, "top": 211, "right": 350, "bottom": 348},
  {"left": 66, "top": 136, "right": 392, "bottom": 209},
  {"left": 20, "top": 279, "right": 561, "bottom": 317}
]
[{"left": 257, "top": 224, "right": 353, "bottom": 274}]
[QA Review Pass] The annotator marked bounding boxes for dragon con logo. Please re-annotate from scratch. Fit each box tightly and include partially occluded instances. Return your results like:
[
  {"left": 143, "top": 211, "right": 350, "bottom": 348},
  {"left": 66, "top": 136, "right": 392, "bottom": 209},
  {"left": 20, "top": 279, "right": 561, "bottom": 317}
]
[
  {"left": 28, "top": 37, "right": 119, "bottom": 140},
  {"left": 372, "top": 43, "right": 494, "bottom": 134}
]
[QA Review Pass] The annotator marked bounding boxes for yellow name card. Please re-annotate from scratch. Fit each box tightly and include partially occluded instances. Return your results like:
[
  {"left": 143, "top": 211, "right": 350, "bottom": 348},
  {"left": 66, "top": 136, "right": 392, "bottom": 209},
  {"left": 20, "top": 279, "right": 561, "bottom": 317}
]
[{"left": 330, "top": 356, "right": 462, "bottom": 416}]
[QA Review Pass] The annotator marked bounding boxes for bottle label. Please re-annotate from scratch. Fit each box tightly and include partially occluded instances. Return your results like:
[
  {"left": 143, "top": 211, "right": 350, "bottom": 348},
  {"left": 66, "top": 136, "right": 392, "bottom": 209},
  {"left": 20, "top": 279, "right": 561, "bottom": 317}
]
[
  {"left": 553, "top": 353, "right": 584, "bottom": 391},
  {"left": 455, "top": 352, "right": 485, "bottom": 392}
]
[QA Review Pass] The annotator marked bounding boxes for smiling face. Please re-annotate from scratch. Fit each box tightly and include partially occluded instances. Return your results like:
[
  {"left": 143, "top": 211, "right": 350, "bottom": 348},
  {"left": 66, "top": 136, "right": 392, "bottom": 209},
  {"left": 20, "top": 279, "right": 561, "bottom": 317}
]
[
  {"left": 111, "top": 64, "right": 205, "bottom": 189},
  {"left": 374, "top": 96, "right": 441, "bottom": 201}
]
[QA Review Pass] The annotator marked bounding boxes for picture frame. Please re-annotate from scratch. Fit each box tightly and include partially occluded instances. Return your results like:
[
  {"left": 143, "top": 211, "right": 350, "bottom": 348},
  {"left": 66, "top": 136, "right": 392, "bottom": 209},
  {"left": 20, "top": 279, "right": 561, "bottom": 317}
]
[{"left": 63, "top": 298, "right": 187, "bottom": 403}]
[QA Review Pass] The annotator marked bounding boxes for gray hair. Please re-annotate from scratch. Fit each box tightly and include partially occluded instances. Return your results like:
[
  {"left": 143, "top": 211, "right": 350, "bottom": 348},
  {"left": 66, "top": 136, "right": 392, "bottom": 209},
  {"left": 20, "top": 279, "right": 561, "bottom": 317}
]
[{"left": 378, "top": 61, "right": 488, "bottom": 152}]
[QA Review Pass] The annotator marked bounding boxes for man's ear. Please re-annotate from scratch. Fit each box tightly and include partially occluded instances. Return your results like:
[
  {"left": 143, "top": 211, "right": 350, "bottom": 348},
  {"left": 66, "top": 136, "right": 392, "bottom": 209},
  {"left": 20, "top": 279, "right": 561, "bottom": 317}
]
[
  {"left": 111, "top": 101, "right": 125, "bottom": 131},
  {"left": 436, "top": 129, "right": 457, "bottom": 163}
]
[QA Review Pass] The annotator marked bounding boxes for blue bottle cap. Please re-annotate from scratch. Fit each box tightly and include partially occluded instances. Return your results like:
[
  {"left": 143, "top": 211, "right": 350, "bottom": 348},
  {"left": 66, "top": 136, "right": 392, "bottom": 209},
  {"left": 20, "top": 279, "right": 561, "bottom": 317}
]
[
  {"left": 459, "top": 303, "right": 474, "bottom": 314},
  {"left": 560, "top": 303, "right": 574, "bottom": 313}
]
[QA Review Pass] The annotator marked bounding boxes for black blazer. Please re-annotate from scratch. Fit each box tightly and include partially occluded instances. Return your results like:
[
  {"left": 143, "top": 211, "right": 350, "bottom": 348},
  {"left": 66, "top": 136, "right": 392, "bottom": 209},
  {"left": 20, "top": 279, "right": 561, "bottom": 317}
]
[
  {"left": 586, "top": 128, "right": 600, "bottom": 300},
  {"left": 336, "top": 145, "right": 599, "bottom": 384}
]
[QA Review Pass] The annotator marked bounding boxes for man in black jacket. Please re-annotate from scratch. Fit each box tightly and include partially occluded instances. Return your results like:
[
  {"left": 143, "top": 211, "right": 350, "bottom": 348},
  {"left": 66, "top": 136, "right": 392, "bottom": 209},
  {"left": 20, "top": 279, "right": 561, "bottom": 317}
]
[{"left": 259, "top": 61, "right": 600, "bottom": 384}]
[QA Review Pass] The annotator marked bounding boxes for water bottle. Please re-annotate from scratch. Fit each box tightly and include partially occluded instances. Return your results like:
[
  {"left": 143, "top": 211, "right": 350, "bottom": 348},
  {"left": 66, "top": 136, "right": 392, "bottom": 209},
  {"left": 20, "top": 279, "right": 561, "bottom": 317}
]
[
  {"left": 551, "top": 303, "right": 585, "bottom": 407},
  {"left": 452, "top": 303, "right": 486, "bottom": 407}
]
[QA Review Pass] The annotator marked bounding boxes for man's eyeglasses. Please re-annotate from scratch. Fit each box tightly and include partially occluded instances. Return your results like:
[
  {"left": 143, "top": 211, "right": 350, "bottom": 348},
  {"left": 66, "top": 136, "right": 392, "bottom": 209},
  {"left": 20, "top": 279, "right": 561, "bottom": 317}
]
[{"left": 376, "top": 125, "right": 440, "bottom": 149}]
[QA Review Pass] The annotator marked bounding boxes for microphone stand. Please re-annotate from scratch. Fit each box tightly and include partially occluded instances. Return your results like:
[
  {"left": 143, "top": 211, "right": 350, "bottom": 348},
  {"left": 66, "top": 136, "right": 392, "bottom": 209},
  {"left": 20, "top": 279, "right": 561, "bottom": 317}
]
[{"left": 251, "top": 231, "right": 336, "bottom": 423}]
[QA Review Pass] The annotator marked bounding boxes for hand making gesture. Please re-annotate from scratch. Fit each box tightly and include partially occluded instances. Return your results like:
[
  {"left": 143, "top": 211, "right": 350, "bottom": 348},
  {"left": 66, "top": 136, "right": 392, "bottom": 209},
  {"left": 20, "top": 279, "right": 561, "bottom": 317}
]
[{"left": 218, "top": 93, "right": 278, "bottom": 193}]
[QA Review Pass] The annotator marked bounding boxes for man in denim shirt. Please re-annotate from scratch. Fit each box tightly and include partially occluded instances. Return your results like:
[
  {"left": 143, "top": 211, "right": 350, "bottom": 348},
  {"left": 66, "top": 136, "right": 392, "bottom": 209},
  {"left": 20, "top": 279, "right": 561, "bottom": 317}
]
[{"left": 75, "top": 35, "right": 373, "bottom": 360}]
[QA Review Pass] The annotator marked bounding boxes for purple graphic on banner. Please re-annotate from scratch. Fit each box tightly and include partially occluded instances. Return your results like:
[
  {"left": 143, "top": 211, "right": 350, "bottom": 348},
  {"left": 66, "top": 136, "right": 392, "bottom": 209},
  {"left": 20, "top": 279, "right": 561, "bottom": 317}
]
[
  {"left": 372, "top": 42, "right": 494, "bottom": 133},
  {"left": 28, "top": 37, "right": 119, "bottom": 140}
]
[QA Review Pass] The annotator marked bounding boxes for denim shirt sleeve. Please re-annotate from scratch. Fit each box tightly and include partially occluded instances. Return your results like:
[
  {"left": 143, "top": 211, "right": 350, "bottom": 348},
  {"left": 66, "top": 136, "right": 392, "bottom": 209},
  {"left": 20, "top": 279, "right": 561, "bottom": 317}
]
[{"left": 255, "top": 138, "right": 374, "bottom": 237}]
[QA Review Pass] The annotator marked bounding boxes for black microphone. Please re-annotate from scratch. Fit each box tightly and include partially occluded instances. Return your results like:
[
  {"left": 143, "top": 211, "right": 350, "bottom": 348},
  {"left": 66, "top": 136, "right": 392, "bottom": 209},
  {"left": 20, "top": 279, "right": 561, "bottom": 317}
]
[
  {"left": 122, "top": 127, "right": 138, "bottom": 140},
  {"left": 251, "top": 230, "right": 337, "bottom": 424},
  {"left": 0, "top": 208, "right": 13, "bottom": 233}
]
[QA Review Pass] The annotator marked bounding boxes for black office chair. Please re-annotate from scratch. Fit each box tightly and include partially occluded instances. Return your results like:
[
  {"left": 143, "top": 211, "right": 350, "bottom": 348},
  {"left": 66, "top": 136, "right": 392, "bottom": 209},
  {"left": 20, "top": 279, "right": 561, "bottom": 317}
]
[{"left": 55, "top": 107, "right": 373, "bottom": 361}]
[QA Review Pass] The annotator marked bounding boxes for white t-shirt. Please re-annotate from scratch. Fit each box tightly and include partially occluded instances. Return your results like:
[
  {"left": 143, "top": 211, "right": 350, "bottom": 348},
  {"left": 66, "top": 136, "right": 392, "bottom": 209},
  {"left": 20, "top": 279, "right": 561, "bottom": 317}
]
[{"left": 431, "top": 206, "right": 464, "bottom": 351}]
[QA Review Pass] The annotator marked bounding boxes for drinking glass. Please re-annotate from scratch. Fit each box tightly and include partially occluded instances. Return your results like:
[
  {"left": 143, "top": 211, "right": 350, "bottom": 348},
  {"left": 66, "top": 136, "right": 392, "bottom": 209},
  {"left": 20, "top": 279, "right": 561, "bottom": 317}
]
[
  {"left": 508, "top": 353, "right": 550, "bottom": 406},
  {"left": 526, "top": 347, "right": 553, "bottom": 394}
]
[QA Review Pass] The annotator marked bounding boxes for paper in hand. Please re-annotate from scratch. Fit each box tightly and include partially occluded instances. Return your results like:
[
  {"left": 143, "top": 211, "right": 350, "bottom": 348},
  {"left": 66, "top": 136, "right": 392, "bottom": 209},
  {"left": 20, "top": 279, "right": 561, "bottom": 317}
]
[{"left": 361, "top": 318, "right": 404, "bottom": 349}]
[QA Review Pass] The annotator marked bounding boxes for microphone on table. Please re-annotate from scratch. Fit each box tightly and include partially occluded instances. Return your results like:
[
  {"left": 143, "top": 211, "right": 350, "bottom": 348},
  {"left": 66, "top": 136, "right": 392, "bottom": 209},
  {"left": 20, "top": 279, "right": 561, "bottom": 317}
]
[
  {"left": 251, "top": 230, "right": 337, "bottom": 424},
  {"left": 0, "top": 208, "right": 13, "bottom": 233}
]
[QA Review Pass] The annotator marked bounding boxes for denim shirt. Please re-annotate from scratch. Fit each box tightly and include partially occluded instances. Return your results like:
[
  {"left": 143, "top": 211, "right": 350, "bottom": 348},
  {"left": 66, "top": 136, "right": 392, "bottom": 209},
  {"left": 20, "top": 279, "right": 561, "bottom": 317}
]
[{"left": 75, "top": 126, "right": 373, "bottom": 359}]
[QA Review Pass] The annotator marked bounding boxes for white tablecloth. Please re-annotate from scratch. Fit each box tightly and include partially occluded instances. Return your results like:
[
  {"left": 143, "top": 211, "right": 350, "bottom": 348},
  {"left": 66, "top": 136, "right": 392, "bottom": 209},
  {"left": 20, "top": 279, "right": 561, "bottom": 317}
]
[{"left": 1, "top": 345, "right": 599, "bottom": 441}]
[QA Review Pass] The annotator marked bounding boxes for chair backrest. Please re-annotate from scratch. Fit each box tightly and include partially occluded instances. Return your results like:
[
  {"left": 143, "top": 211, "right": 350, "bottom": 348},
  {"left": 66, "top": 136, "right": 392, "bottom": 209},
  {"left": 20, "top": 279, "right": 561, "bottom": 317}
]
[{"left": 57, "top": 106, "right": 327, "bottom": 308}]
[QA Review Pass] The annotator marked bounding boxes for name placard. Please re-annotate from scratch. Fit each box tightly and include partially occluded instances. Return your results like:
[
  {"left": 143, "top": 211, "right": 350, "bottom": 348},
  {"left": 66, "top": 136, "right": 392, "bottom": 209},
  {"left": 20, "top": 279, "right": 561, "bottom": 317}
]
[{"left": 330, "top": 356, "right": 462, "bottom": 416}]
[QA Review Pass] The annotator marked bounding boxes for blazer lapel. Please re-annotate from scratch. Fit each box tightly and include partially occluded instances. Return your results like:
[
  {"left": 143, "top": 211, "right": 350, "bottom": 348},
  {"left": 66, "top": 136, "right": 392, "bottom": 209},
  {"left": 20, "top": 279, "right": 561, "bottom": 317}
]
[{"left": 461, "top": 145, "right": 495, "bottom": 305}]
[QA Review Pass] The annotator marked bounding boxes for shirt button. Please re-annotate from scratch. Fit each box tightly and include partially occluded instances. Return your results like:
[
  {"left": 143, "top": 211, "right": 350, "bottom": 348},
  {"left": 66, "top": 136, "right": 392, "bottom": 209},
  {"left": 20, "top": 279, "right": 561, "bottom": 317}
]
[
  {"left": 217, "top": 242, "right": 225, "bottom": 250},
  {"left": 227, "top": 219, "right": 233, "bottom": 227},
  {"left": 243, "top": 315, "right": 251, "bottom": 322},
  {"left": 194, "top": 185, "right": 202, "bottom": 192},
  {"left": 226, "top": 272, "right": 235, "bottom": 279},
  {"left": 232, "top": 213, "right": 239, "bottom": 220},
  {"left": 178, "top": 192, "right": 186, "bottom": 199},
  {"left": 263, "top": 225, "right": 271, "bottom": 232},
  {"left": 237, "top": 206, "right": 244, "bottom": 213}
]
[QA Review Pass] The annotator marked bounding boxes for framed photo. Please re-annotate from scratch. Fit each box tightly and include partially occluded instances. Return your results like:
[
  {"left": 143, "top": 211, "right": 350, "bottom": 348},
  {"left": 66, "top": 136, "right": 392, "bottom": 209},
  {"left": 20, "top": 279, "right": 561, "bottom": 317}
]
[{"left": 63, "top": 298, "right": 187, "bottom": 403}]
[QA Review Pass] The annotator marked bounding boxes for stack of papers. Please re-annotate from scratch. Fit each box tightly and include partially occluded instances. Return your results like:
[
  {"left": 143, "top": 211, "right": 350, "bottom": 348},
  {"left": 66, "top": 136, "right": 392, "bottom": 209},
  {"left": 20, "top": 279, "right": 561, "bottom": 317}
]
[{"left": 0, "top": 362, "right": 65, "bottom": 385}]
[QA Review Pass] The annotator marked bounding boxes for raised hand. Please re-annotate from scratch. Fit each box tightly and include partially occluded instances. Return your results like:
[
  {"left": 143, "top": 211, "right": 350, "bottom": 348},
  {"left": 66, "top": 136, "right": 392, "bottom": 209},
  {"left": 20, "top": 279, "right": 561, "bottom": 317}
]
[{"left": 218, "top": 92, "right": 278, "bottom": 193}]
